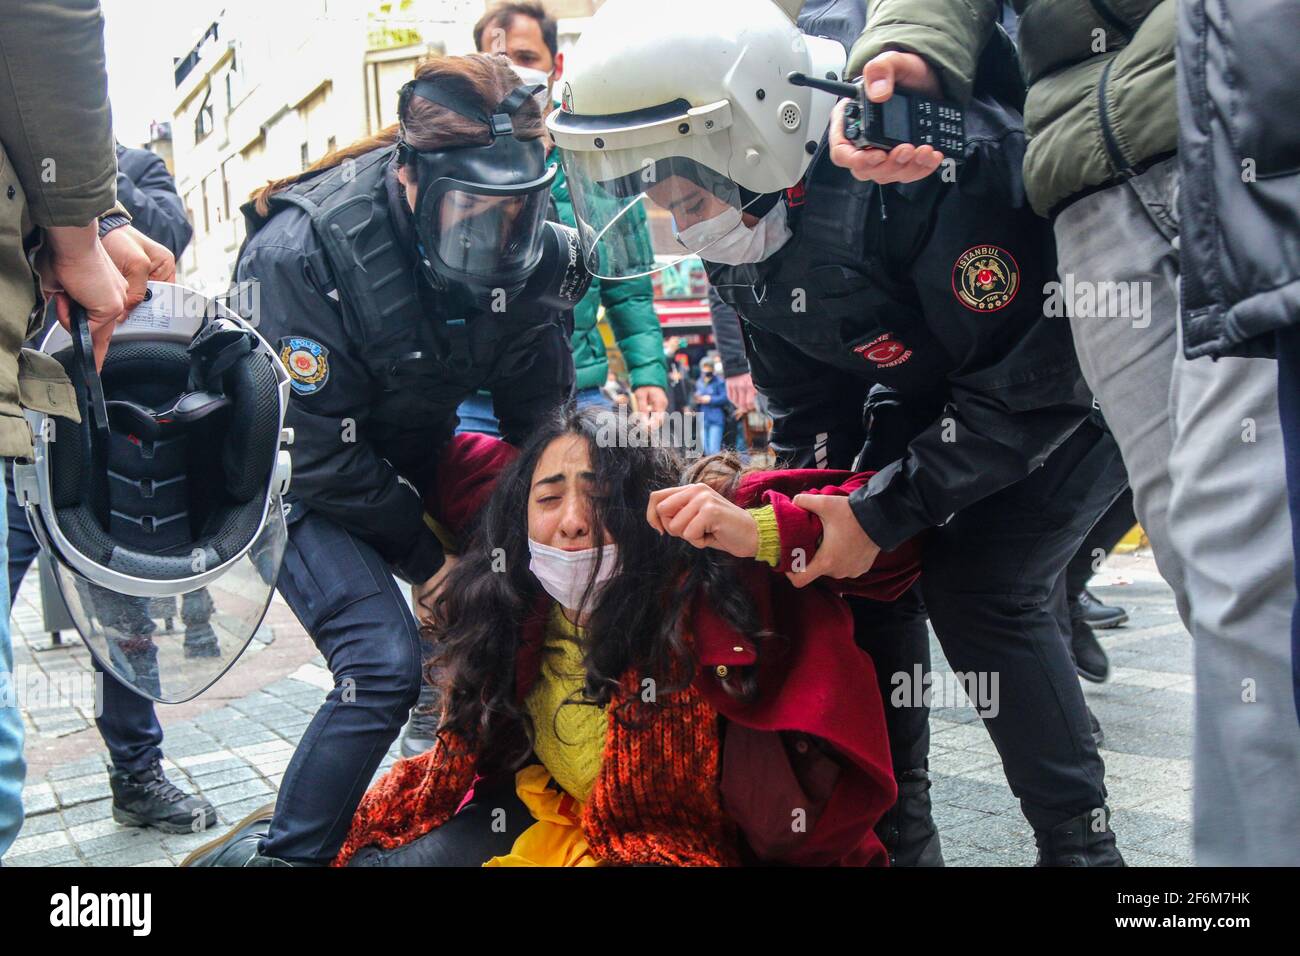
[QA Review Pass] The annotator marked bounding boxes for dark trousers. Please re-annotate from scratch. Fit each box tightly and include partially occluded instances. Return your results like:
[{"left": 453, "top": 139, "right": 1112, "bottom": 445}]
[
  {"left": 1276, "top": 327, "right": 1300, "bottom": 723},
  {"left": 920, "top": 422, "right": 1125, "bottom": 830},
  {"left": 850, "top": 589, "right": 931, "bottom": 773},
  {"left": 1065, "top": 485, "right": 1136, "bottom": 597},
  {"left": 5, "top": 468, "right": 163, "bottom": 772},
  {"left": 260, "top": 506, "right": 423, "bottom": 864},
  {"left": 852, "top": 423, "right": 1126, "bottom": 832},
  {"left": 346, "top": 774, "right": 531, "bottom": 866}
]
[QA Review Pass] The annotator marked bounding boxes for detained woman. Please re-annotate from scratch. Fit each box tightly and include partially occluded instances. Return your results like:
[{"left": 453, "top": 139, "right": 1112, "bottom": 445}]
[{"left": 335, "top": 406, "right": 922, "bottom": 866}]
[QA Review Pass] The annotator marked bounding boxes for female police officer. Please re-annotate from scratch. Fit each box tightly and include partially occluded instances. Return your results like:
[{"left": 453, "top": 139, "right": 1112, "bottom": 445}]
[
  {"left": 551, "top": 0, "right": 1126, "bottom": 865},
  {"left": 188, "top": 54, "right": 587, "bottom": 866}
]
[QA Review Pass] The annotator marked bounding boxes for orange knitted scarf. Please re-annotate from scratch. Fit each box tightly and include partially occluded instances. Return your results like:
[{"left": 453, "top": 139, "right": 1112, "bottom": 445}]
[{"left": 333, "top": 668, "right": 739, "bottom": 867}]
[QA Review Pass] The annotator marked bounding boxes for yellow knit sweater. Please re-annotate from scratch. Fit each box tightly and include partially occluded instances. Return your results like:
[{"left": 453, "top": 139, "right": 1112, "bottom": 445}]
[{"left": 523, "top": 606, "right": 606, "bottom": 802}]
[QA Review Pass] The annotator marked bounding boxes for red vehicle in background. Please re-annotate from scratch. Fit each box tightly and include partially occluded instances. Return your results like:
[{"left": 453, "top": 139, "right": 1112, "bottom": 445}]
[{"left": 652, "top": 255, "right": 716, "bottom": 367}]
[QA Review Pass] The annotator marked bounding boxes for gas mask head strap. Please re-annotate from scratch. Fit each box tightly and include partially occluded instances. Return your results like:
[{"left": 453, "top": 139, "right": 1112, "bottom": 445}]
[{"left": 397, "top": 78, "right": 545, "bottom": 157}]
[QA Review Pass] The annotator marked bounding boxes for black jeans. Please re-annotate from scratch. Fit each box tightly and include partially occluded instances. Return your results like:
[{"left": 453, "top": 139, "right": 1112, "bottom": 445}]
[
  {"left": 346, "top": 774, "right": 532, "bottom": 867},
  {"left": 260, "top": 506, "right": 423, "bottom": 864},
  {"left": 5, "top": 466, "right": 164, "bottom": 773}
]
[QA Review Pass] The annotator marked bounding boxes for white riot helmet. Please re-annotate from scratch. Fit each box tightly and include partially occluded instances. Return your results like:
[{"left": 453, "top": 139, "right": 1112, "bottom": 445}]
[
  {"left": 548, "top": 0, "right": 847, "bottom": 279},
  {"left": 13, "top": 283, "right": 293, "bottom": 703}
]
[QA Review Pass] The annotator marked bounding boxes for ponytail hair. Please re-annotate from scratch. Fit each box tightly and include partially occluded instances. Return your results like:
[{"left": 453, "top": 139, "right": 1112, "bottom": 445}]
[{"left": 250, "top": 53, "right": 543, "bottom": 217}]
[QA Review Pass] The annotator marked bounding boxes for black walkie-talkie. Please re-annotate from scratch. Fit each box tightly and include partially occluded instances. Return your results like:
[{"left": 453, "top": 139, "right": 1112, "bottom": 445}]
[{"left": 788, "top": 72, "right": 965, "bottom": 159}]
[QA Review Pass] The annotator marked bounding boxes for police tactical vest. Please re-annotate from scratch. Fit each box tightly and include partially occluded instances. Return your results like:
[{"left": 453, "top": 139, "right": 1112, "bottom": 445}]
[{"left": 239, "top": 146, "right": 559, "bottom": 426}]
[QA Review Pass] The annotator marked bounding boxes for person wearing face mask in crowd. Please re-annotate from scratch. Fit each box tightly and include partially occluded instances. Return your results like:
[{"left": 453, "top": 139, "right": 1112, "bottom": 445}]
[
  {"left": 314, "top": 406, "right": 925, "bottom": 867},
  {"left": 182, "top": 55, "right": 587, "bottom": 867},
  {"left": 453, "top": 1, "right": 669, "bottom": 436},
  {"left": 693, "top": 359, "right": 729, "bottom": 455},
  {"left": 551, "top": 0, "right": 1129, "bottom": 865}
]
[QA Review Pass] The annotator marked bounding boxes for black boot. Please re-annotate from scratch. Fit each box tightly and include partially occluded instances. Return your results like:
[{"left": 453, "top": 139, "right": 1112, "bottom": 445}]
[
  {"left": 109, "top": 758, "right": 217, "bottom": 834},
  {"left": 1070, "top": 589, "right": 1129, "bottom": 629},
  {"left": 181, "top": 804, "right": 316, "bottom": 867},
  {"left": 1070, "top": 618, "right": 1111, "bottom": 683},
  {"left": 875, "top": 769, "right": 944, "bottom": 866},
  {"left": 1034, "top": 808, "right": 1125, "bottom": 866},
  {"left": 399, "top": 683, "right": 440, "bottom": 759}
]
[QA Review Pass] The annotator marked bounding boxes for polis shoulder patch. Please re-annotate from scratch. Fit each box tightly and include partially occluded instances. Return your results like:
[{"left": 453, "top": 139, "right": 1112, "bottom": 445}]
[
  {"left": 953, "top": 245, "right": 1020, "bottom": 312},
  {"left": 278, "top": 337, "right": 330, "bottom": 395}
]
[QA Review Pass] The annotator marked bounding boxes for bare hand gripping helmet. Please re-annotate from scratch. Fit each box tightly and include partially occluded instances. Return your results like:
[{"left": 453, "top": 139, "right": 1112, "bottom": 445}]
[{"left": 13, "top": 283, "right": 293, "bottom": 703}]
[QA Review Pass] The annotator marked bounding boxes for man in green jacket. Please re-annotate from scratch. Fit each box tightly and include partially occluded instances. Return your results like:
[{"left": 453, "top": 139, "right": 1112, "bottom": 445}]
[
  {"left": 463, "top": 1, "right": 669, "bottom": 431},
  {"left": 829, "top": 0, "right": 1299, "bottom": 864},
  {"left": 0, "top": 0, "right": 177, "bottom": 859}
]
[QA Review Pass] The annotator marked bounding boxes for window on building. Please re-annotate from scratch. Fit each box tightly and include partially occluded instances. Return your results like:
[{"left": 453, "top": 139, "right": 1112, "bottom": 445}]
[
  {"left": 300, "top": 142, "right": 311, "bottom": 170},
  {"left": 195, "top": 87, "right": 215, "bottom": 144}
]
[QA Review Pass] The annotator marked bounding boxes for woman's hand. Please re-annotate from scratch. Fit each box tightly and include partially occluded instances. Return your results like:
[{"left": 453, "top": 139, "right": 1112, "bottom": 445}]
[
  {"left": 647, "top": 483, "right": 759, "bottom": 558},
  {"left": 784, "top": 494, "right": 881, "bottom": 587},
  {"left": 829, "top": 51, "right": 946, "bottom": 185},
  {"left": 412, "top": 554, "right": 459, "bottom": 626}
]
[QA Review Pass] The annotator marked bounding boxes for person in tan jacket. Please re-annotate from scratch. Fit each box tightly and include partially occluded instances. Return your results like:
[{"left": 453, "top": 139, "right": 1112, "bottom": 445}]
[{"left": 0, "top": 0, "right": 177, "bottom": 860}]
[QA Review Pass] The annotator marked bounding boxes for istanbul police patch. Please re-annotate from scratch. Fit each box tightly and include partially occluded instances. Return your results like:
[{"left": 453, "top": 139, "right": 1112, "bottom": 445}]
[
  {"left": 278, "top": 337, "right": 330, "bottom": 395},
  {"left": 953, "top": 245, "right": 1020, "bottom": 312}
]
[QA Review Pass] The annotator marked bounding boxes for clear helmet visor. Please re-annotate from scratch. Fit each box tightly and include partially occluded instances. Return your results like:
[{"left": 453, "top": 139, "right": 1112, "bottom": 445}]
[
  {"left": 36, "top": 501, "right": 288, "bottom": 704},
  {"left": 427, "top": 183, "right": 552, "bottom": 280},
  {"left": 561, "top": 146, "right": 760, "bottom": 280}
]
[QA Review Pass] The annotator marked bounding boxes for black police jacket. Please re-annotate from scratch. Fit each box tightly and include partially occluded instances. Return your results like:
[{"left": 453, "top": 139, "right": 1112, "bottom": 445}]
[
  {"left": 235, "top": 146, "right": 574, "bottom": 583},
  {"left": 707, "top": 94, "right": 1089, "bottom": 552},
  {"left": 114, "top": 144, "right": 192, "bottom": 259}
]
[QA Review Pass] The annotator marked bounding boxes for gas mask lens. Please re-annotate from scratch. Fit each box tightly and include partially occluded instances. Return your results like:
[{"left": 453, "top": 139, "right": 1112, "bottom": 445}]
[{"left": 426, "top": 182, "right": 552, "bottom": 280}]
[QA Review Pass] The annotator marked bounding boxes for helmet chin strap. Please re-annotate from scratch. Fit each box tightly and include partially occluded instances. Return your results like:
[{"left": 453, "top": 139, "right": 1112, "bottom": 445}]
[{"left": 69, "top": 304, "right": 111, "bottom": 445}]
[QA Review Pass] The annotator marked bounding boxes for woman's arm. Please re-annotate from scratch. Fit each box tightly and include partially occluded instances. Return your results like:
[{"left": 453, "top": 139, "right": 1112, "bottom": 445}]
[{"left": 649, "top": 471, "right": 922, "bottom": 602}]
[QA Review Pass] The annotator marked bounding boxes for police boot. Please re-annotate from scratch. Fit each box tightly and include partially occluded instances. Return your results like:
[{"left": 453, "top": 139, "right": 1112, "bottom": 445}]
[
  {"left": 181, "top": 804, "right": 317, "bottom": 867},
  {"left": 399, "top": 682, "right": 441, "bottom": 758},
  {"left": 1070, "top": 617, "right": 1111, "bottom": 683},
  {"left": 1034, "top": 808, "right": 1125, "bottom": 867},
  {"left": 182, "top": 624, "right": 222, "bottom": 659},
  {"left": 1070, "top": 589, "right": 1129, "bottom": 629},
  {"left": 109, "top": 758, "right": 217, "bottom": 834},
  {"left": 875, "top": 769, "right": 944, "bottom": 866}
]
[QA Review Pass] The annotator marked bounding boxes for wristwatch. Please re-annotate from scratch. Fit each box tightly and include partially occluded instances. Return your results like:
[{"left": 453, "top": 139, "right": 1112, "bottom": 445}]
[{"left": 97, "top": 213, "right": 131, "bottom": 238}]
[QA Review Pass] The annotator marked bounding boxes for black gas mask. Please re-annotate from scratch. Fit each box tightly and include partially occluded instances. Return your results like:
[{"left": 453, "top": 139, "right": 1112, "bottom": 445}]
[{"left": 397, "top": 78, "right": 592, "bottom": 311}]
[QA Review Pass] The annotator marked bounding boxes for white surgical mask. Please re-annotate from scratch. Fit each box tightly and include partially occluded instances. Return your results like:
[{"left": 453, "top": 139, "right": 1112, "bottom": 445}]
[
  {"left": 527, "top": 539, "right": 618, "bottom": 611},
  {"left": 509, "top": 63, "right": 554, "bottom": 114},
  {"left": 676, "top": 200, "right": 792, "bottom": 266}
]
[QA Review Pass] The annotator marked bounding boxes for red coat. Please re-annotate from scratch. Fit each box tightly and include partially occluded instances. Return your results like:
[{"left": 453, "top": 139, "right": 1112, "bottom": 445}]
[{"left": 368, "top": 435, "right": 924, "bottom": 866}]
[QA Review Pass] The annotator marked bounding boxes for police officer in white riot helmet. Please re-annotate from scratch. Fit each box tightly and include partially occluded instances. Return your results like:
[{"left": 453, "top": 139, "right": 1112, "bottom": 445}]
[{"left": 552, "top": 0, "right": 1129, "bottom": 866}]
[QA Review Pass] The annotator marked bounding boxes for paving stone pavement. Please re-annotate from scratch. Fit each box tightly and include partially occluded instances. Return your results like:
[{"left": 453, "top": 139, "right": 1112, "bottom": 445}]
[{"left": 3, "top": 550, "right": 1192, "bottom": 867}]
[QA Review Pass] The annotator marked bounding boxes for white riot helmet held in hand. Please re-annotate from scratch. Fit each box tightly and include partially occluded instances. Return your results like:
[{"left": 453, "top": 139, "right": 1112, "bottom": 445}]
[
  {"left": 547, "top": 0, "right": 847, "bottom": 278},
  {"left": 13, "top": 283, "right": 294, "bottom": 704}
]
